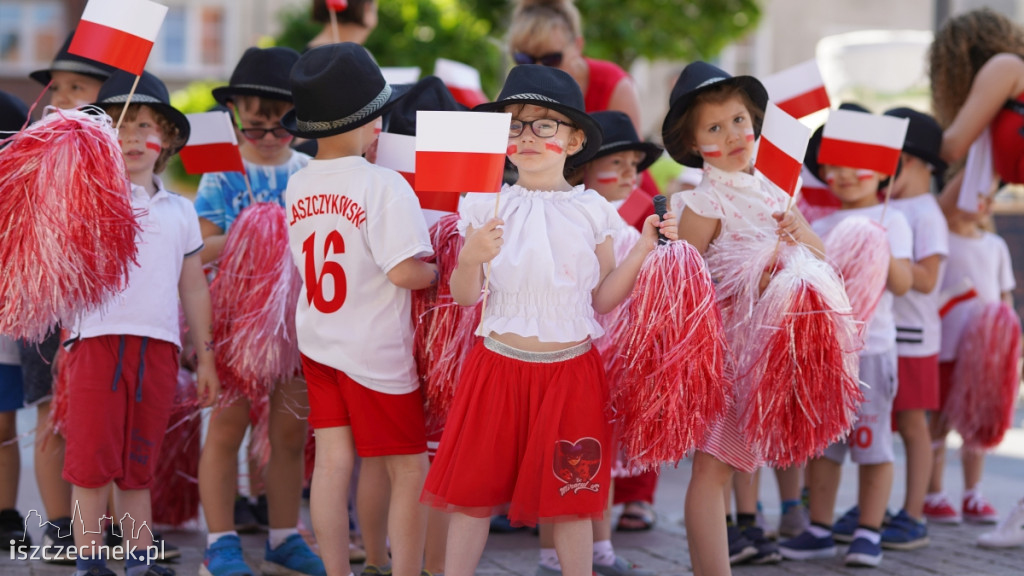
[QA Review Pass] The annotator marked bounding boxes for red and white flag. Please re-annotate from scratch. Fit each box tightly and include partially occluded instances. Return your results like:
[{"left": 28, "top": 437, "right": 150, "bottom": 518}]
[
  {"left": 377, "top": 131, "right": 461, "bottom": 215},
  {"left": 754, "top": 103, "right": 810, "bottom": 196},
  {"left": 434, "top": 58, "right": 487, "bottom": 109},
  {"left": 618, "top": 189, "right": 653, "bottom": 230},
  {"left": 415, "top": 111, "right": 509, "bottom": 194},
  {"left": 178, "top": 111, "right": 244, "bottom": 175},
  {"left": 325, "top": 0, "right": 348, "bottom": 11},
  {"left": 762, "top": 59, "right": 830, "bottom": 119},
  {"left": 817, "top": 109, "right": 909, "bottom": 176},
  {"left": 68, "top": 0, "right": 167, "bottom": 76}
]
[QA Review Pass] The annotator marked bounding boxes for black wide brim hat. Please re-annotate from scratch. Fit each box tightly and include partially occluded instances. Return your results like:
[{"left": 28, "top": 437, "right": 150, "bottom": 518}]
[
  {"left": 474, "top": 64, "right": 603, "bottom": 164},
  {"left": 385, "top": 75, "right": 467, "bottom": 136},
  {"left": 805, "top": 102, "right": 871, "bottom": 182},
  {"left": 883, "top": 107, "right": 948, "bottom": 174},
  {"left": 576, "top": 110, "right": 663, "bottom": 172},
  {"left": 283, "top": 43, "right": 407, "bottom": 139},
  {"left": 212, "top": 46, "right": 302, "bottom": 105},
  {"left": 92, "top": 70, "right": 191, "bottom": 152},
  {"left": 30, "top": 29, "right": 117, "bottom": 86},
  {"left": 661, "top": 61, "right": 769, "bottom": 168}
]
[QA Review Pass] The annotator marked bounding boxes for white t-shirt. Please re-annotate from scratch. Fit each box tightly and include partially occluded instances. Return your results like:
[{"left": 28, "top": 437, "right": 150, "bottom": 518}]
[
  {"left": 73, "top": 179, "right": 204, "bottom": 347},
  {"left": 813, "top": 204, "right": 914, "bottom": 356},
  {"left": 286, "top": 156, "right": 433, "bottom": 395},
  {"left": 891, "top": 194, "right": 948, "bottom": 357},
  {"left": 0, "top": 335, "right": 19, "bottom": 366},
  {"left": 938, "top": 231, "right": 1016, "bottom": 361},
  {"left": 458, "top": 184, "right": 621, "bottom": 342}
]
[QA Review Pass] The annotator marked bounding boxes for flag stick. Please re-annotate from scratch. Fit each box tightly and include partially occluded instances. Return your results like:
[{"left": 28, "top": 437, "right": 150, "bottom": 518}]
[
  {"left": 329, "top": 9, "right": 340, "bottom": 44},
  {"left": 477, "top": 192, "right": 501, "bottom": 331},
  {"left": 243, "top": 171, "right": 256, "bottom": 206},
  {"left": 879, "top": 176, "right": 894, "bottom": 224},
  {"left": 114, "top": 74, "right": 142, "bottom": 131}
]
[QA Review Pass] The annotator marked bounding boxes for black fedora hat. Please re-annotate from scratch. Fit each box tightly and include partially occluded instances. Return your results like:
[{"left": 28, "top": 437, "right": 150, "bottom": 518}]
[
  {"left": 212, "top": 47, "right": 301, "bottom": 105},
  {"left": 93, "top": 70, "right": 191, "bottom": 152},
  {"left": 385, "top": 75, "right": 465, "bottom": 136},
  {"left": 805, "top": 102, "right": 871, "bottom": 181},
  {"left": 474, "top": 64, "right": 603, "bottom": 163},
  {"left": 576, "top": 110, "right": 663, "bottom": 172},
  {"left": 283, "top": 43, "right": 406, "bottom": 139},
  {"left": 30, "top": 29, "right": 117, "bottom": 86},
  {"left": 661, "top": 61, "right": 769, "bottom": 168},
  {"left": 883, "top": 107, "right": 947, "bottom": 174},
  {"left": 0, "top": 91, "right": 28, "bottom": 135}
]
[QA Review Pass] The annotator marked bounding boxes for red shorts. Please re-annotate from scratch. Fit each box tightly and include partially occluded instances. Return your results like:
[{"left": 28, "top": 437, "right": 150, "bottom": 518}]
[
  {"left": 892, "top": 354, "right": 940, "bottom": 415},
  {"left": 62, "top": 335, "right": 178, "bottom": 490},
  {"left": 421, "top": 338, "right": 612, "bottom": 527},
  {"left": 937, "top": 360, "right": 956, "bottom": 416},
  {"left": 301, "top": 354, "right": 426, "bottom": 457}
]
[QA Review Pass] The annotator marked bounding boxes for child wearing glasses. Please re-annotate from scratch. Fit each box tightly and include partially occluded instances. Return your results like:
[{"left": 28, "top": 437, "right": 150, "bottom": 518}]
[
  {"left": 421, "top": 65, "right": 675, "bottom": 576},
  {"left": 194, "top": 47, "right": 327, "bottom": 576}
]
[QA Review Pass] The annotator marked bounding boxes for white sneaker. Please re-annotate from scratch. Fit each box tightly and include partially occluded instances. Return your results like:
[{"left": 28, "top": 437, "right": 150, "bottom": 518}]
[{"left": 977, "top": 499, "right": 1024, "bottom": 549}]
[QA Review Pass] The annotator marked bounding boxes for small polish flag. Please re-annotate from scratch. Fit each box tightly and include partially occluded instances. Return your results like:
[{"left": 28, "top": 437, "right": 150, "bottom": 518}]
[
  {"left": 415, "top": 111, "right": 509, "bottom": 194},
  {"left": 381, "top": 67, "right": 421, "bottom": 85},
  {"left": 434, "top": 58, "right": 488, "bottom": 109},
  {"left": 68, "top": 0, "right": 167, "bottom": 76},
  {"left": 178, "top": 111, "right": 245, "bottom": 175},
  {"left": 762, "top": 59, "right": 831, "bottom": 119},
  {"left": 326, "top": 0, "right": 348, "bottom": 11},
  {"left": 754, "top": 103, "right": 810, "bottom": 196},
  {"left": 377, "top": 132, "right": 460, "bottom": 214},
  {"left": 618, "top": 189, "right": 653, "bottom": 230},
  {"left": 817, "top": 109, "right": 908, "bottom": 176},
  {"left": 938, "top": 277, "right": 978, "bottom": 318}
]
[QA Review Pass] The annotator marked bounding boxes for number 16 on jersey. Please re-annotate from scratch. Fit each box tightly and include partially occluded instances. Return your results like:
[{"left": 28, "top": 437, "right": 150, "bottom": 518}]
[{"left": 301, "top": 230, "right": 347, "bottom": 313}]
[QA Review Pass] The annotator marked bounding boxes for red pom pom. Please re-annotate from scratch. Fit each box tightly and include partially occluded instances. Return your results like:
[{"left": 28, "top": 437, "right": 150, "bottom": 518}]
[
  {"left": 616, "top": 241, "right": 727, "bottom": 470},
  {"left": 0, "top": 108, "right": 139, "bottom": 342},
  {"left": 151, "top": 369, "right": 202, "bottom": 527},
  {"left": 413, "top": 214, "right": 481, "bottom": 427},
  {"left": 947, "top": 302, "right": 1022, "bottom": 449},
  {"left": 210, "top": 203, "right": 302, "bottom": 402},
  {"left": 822, "top": 216, "right": 889, "bottom": 326}
]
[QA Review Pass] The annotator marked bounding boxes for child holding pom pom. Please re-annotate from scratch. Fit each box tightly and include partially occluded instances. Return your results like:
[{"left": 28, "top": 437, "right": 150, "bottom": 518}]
[
  {"left": 62, "top": 70, "right": 219, "bottom": 576},
  {"left": 662, "top": 61, "right": 834, "bottom": 574},
  {"left": 422, "top": 64, "right": 675, "bottom": 576},
  {"left": 779, "top": 107, "right": 914, "bottom": 568}
]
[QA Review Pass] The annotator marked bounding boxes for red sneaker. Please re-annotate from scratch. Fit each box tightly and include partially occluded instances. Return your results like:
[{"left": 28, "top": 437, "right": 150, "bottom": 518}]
[
  {"left": 964, "top": 490, "right": 1000, "bottom": 524},
  {"left": 923, "top": 493, "right": 961, "bottom": 524}
]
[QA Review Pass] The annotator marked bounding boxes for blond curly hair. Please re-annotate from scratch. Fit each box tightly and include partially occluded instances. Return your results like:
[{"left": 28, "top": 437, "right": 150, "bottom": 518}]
[{"left": 929, "top": 7, "right": 1024, "bottom": 128}]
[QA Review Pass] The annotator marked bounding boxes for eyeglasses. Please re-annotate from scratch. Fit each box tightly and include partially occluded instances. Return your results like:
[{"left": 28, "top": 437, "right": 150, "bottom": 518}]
[
  {"left": 240, "top": 127, "right": 294, "bottom": 140},
  {"left": 509, "top": 118, "right": 576, "bottom": 138},
  {"left": 513, "top": 51, "right": 564, "bottom": 67}
]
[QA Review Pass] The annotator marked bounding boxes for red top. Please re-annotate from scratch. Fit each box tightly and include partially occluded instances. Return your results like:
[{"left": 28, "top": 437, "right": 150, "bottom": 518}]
[
  {"left": 992, "top": 93, "right": 1024, "bottom": 184},
  {"left": 583, "top": 58, "right": 628, "bottom": 113}
]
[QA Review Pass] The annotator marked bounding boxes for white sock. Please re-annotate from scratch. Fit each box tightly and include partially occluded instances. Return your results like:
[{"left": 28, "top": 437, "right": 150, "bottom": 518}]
[
  {"left": 852, "top": 527, "right": 880, "bottom": 545},
  {"left": 593, "top": 540, "right": 615, "bottom": 566},
  {"left": 268, "top": 527, "right": 299, "bottom": 550},
  {"left": 807, "top": 524, "right": 831, "bottom": 538},
  {"left": 539, "top": 547, "right": 561, "bottom": 570},
  {"left": 207, "top": 531, "right": 238, "bottom": 547}
]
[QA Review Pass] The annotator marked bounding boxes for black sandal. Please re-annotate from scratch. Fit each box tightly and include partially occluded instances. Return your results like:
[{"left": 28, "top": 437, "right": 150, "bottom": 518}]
[{"left": 617, "top": 501, "right": 656, "bottom": 532}]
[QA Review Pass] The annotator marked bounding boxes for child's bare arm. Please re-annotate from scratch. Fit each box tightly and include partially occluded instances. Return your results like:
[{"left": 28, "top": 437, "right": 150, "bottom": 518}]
[
  {"left": 1002, "top": 290, "right": 1014, "bottom": 308},
  {"left": 387, "top": 258, "right": 439, "bottom": 290},
  {"left": 592, "top": 212, "right": 678, "bottom": 314},
  {"left": 676, "top": 207, "right": 719, "bottom": 255},
  {"left": 198, "top": 218, "right": 227, "bottom": 265},
  {"left": 910, "top": 253, "right": 944, "bottom": 293},
  {"left": 774, "top": 210, "right": 825, "bottom": 258},
  {"left": 887, "top": 256, "right": 914, "bottom": 296},
  {"left": 942, "top": 54, "right": 1024, "bottom": 163},
  {"left": 179, "top": 252, "right": 219, "bottom": 407},
  {"left": 450, "top": 218, "right": 503, "bottom": 306}
]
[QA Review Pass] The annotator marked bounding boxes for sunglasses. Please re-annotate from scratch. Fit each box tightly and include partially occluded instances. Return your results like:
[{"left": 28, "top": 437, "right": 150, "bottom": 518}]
[
  {"left": 513, "top": 51, "right": 564, "bottom": 67},
  {"left": 240, "top": 127, "right": 294, "bottom": 141}
]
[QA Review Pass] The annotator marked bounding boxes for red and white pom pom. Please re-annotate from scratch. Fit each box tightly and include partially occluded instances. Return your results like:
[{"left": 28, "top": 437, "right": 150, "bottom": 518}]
[
  {"left": 735, "top": 245, "right": 864, "bottom": 467},
  {"left": 947, "top": 302, "right": 1022, "bottom": 450},
  {"left": 596, "top": 226, "right": 642, "bottom": 397},
  {"left": 210, "top": 203, "right": 302, "bottom": 403},
  {"left": 413, "top": 214, "right": 481, "bottom": 427},
  {"left": 616, "top": 240, "right": 728, "bottom": 470},
  {"left": 151, "top": 368, "right": 202, "bottom": 527},
  {"left": 0, "top": 107, "right": 139, "bottom": 342},
  {"left": 822, "top": 216, "right": 889, "bottom": 326}
]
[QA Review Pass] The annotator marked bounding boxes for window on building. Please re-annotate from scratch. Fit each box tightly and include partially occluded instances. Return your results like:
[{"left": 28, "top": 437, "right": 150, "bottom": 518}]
[{"left": 0, "top": 1, "right": 64, "bottom": 71}]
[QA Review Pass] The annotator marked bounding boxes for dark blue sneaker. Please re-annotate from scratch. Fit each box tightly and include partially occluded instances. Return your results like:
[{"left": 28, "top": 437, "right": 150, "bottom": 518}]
[
  {"left": 262, "top": 534, "right": 326, "bottom": 576},
  {"left": 200, "top": 534, "right": 253, "bottom": 576},
  {"left": 779, "top": 530, "right": 837, "bottom": 560},
  {"left": 740, "top": 524, "right": 782, "bottom": 564},
  {"left": 726, "top": 524, "right": 758, "bottom": 565},
  {"left": 845, "top": 536, "right": 883, "bottom": 567},
  {"left": 881, "top": 509, "right": 929, "bottom": 550},
  {"left": 832, "top": 506, "right": 859, "bottom": 543}
]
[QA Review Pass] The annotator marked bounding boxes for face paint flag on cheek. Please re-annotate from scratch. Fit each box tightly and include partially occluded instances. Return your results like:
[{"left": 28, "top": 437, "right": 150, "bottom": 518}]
[
  {"left": 506, "top": 144, "right": 518, "bottom": 156},
  {"left": 545, "top": 141, "right": 565, "bottom": 154},
  {"left": 855, "top": 169, "right": 875, "bottom": 181},
  {"left": 595, "top": 170, "right": 619, "bottom": 184},
  {"left": 699, "top": 144, "right": 722, "bottom": 158},
  {"left": 745, "top": 128, "right": 755, "bottom": 143},
  {"left": 145, "top": 134, "right": 162, "bottom": 153}
]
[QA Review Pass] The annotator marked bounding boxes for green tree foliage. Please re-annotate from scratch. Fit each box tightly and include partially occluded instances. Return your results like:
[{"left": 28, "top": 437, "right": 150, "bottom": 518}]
[{"left": 276, "top": 0, "right": 761, "bottom": 96}]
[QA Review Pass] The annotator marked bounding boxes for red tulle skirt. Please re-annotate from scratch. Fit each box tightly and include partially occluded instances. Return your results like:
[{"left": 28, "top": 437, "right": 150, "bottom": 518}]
[{"left": 421, "top": 339, "right": 611, "bottom": 527}]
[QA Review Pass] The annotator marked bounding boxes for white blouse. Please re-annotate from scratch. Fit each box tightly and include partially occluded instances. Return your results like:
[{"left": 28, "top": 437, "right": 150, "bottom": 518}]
[{"left": 458, "top": 184, "right": 621, "bottom": 342}]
